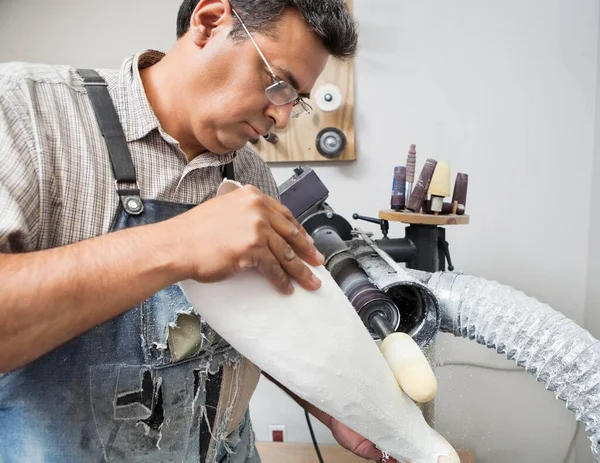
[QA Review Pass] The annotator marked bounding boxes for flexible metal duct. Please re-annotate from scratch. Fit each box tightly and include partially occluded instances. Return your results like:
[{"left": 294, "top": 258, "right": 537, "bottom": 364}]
[{"left": 406, "top": 270, "right": 600, "bottom": 459}]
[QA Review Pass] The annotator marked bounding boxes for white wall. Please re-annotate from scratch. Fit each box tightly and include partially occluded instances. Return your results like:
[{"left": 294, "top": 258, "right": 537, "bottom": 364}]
[
  {"left": 578, "top": 3, "right": 600, "bottom": 462},
  {"left": 587, "top": 2, "right": 600, "bottom": 355},
  {"left": 0, "top": 0, "right": 177, "bottom": 69},
  {"left": 1, "top": 1, "right": 599, "bottom": 461}
]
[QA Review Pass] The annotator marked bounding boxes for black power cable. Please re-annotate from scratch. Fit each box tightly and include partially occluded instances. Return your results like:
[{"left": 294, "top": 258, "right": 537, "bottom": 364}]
[{"left": 304, "top": 409, "right": 325, "bottom": 463}]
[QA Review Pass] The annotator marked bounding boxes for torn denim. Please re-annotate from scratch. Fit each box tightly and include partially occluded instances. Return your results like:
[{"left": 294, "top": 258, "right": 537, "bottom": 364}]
[{"left": 0, "top": 200, "right": 261, "bottom": 462}]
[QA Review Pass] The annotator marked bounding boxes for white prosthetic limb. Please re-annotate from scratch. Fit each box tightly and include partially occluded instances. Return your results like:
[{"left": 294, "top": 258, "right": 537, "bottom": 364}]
[{"left": 179, "top": 181, "right": 458, "bottom": 463}]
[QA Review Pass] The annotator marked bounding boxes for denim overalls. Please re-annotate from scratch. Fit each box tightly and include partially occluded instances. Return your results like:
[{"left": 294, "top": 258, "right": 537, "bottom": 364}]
[{"left": 0, "top": 69, "right": 261, "bottom": 463}]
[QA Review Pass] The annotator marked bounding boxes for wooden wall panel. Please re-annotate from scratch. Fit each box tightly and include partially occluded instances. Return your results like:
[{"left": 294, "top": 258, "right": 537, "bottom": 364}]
[{"left": 252, "top": 1, "right": 356, "bottom": 163}]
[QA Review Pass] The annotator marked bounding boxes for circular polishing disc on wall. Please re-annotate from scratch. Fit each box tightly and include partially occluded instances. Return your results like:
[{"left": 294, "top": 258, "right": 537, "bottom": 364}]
[
  {"left": 316, "top": 127, "right": 347, "bottom": 159},
  {"left": 315, "top": 83, "right": 343, "bottom": 112}
]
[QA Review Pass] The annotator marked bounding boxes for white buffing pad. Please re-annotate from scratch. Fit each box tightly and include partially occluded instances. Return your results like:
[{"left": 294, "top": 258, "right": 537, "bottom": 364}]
[
  {"left": 315, "top": 83, "right": 343, "bottom": 112},
  {"left": 380, "top": 332, "right": 438, "bottom": 403}
]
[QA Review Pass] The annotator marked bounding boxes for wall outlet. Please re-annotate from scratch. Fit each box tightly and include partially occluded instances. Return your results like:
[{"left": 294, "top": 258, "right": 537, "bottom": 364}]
[{"left": 269, "top": 425, "right": 286, "bottom": 442}]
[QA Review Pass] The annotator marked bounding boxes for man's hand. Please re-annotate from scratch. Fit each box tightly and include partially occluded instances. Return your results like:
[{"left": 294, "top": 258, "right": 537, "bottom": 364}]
[
  {"left": 170, "top": 184, "right": 324, "bottom": 294},
  {"left": 265, "top": 373, "right": 398, "bottom": 463},
  {"left": 328, "top": 416, "right": 398, "bottom": 463}
]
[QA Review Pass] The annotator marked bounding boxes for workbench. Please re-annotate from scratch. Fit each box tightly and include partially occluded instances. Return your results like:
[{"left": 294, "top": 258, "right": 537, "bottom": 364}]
[{"left": 256, "top": 442, "right": 475, "bottom": 462}]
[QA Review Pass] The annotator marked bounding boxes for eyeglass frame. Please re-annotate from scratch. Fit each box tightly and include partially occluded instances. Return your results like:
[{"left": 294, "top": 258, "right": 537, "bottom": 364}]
[{"left": 231, "top": 8, "right": 312, "bottom": 118}]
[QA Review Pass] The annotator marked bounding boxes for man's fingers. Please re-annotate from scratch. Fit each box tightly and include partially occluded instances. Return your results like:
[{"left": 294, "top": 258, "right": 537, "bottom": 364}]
[
  {"left": 255, "top": 249, "right": 293, "bottom": 294},
  {"left": 204, "top": 186, "right": 324, "bottom": 292},
  {"left": 263, "top": 194, "right": 315, "bottom": 242},
  {"left": 269, "top": 234, "right": 321, "bottom": 292},
  {"left": 238, "top": 188, "right": 322, "bottom": 266},
  {"left": 350, "top": 441, "right": 382, "bottom": 462},
  {"left": 267, "top": 205, "right": 324, "bottom": 267}
]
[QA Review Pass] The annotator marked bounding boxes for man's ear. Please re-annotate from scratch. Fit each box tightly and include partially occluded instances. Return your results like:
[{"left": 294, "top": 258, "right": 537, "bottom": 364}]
[{"left": 189, "top": 0, "right": 233, "bottom": 47}]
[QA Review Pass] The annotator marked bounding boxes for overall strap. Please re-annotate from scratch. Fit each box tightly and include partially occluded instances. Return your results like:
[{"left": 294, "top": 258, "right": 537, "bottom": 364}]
[
  {"left": 222, "top": 159, "right": 235, "bottom": 181},
  {"left": 77, "top": 69, "right": 144, "bottom": 216}
]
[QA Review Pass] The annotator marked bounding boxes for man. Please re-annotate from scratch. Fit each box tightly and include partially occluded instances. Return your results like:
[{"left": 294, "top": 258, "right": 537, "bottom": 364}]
[{"left": 0, "top": 0, "right": 394, "bottom": 461}]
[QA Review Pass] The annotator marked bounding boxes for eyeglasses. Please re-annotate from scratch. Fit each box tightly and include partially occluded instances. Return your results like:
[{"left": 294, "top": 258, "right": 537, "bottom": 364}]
[{"left": 231, "top": 8, "right": 312, "bottom": 118}]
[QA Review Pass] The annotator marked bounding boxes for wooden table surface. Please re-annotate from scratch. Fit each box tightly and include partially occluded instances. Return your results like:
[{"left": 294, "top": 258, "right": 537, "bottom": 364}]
[{"left": 256, "top": 442, "right": 475, "bottom": 463}]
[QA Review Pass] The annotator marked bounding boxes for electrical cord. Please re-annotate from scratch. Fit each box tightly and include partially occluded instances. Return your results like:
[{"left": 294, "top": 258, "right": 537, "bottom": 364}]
[
  {"left": 562, "top": 422, "right": 580, "bottom": 463},
  {"left": 305, "top": 409, "right": 325, "bottom": 463},
  {"left": 434, "top": 360, "right": 522, "bottom": 372}
]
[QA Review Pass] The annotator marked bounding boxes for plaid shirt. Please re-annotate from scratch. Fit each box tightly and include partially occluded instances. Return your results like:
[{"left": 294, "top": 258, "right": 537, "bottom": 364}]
[{"left": 0, "top": 50, "right": 279, "bottom": 253}]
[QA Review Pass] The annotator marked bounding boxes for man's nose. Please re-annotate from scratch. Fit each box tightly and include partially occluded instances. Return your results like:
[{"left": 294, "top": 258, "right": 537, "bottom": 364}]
[{"left": 265, "top": 101, "right": 294, "bottom": 130}]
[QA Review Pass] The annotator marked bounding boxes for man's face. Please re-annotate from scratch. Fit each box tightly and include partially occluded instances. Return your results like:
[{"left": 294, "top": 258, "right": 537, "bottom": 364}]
[{"left": 184, "top": 7, "right": 330, "bottom": 154}]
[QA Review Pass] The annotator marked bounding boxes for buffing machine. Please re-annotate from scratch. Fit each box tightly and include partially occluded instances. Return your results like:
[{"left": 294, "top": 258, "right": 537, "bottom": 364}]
[{"left": 279, "top": 165, "right": 444, "bottom": 348}]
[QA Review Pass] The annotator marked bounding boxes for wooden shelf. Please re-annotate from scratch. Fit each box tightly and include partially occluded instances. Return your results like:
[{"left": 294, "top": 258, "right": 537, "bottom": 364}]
[{"left": 379, "top": 209, "right": 470, "bottom": 226}]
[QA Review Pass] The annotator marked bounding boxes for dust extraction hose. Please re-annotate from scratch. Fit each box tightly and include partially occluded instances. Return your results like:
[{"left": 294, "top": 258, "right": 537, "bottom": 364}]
[{"left": 406, "top": 270, "right": 600, "bottom": 460}]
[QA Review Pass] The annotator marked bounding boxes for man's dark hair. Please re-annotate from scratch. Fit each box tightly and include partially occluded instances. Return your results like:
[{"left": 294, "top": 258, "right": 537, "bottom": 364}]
[{"left": 176, "top": 0, "right": 358, "bottom": 60}]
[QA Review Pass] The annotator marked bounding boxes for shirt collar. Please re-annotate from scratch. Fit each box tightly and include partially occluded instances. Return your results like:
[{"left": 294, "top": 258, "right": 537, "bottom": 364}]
[
  {"left": 114, "top": 50, "right": 237, "bottom": 167},
  {"left": 114, "top": 50, "right": 163, "bottom": 143}
]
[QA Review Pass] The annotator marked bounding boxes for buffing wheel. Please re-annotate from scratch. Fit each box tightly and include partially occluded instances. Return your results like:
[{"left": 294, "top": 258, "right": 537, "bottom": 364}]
[{"left": 316, "top": 127, "right": 347, "bottom": 159}]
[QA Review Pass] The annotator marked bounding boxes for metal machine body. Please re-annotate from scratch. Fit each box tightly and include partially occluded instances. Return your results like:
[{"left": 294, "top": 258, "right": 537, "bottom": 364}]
[{"left": 279, "top": 166, "right": 451, "bottom": 348}]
